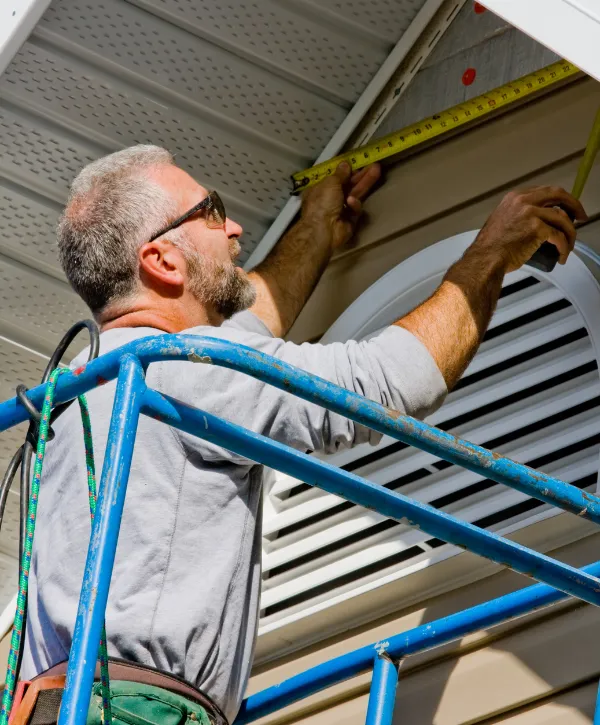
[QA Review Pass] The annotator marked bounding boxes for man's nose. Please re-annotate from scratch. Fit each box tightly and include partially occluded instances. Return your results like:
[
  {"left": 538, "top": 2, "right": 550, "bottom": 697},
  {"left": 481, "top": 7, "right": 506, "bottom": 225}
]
[{"left": 226, "top": 217, "right": 243, "bottom": 238}]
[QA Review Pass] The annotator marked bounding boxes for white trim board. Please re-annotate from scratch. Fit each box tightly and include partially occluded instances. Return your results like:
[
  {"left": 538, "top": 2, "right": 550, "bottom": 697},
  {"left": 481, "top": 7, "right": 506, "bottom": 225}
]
[
  {"left": 0, "top": 594, "right": 16, "bottom": 641},
  {"left": 480, "top": 0, "right": 600, "bottom": 82},
  {"left": 0, "top": 0, "right": 51, "bottom": 78}
]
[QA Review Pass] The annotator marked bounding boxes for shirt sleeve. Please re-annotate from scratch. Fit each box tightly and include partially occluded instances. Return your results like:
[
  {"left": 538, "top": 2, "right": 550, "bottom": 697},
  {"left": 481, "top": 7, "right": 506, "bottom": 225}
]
[
  {"left": 159, "top": 324, "right": 447, "bottom": 459},
  {"left": 251, "top": 325, "right": 447, "bottom": 454},
  {"left": 222, "top": 310, "right": 274, "bottom": 338}
]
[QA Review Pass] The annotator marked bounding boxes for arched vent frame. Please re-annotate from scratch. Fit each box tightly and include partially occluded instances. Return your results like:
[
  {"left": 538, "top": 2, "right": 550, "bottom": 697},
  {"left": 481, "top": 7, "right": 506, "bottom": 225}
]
[{"left": 259, "top": 233, "right": 600, "bottom": 636}]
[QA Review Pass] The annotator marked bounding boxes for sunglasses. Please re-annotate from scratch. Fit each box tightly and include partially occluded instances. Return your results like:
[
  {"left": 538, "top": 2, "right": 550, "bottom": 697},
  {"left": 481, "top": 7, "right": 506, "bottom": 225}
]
[{"left": 149, "top": 190, "right": 227, "bottom": 242}]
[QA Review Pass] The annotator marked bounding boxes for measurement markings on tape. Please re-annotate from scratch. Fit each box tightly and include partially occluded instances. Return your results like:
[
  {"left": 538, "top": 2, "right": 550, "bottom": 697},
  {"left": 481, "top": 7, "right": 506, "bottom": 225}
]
[{"left": 292, "top": 60, "right": 580, "bottom": 193}]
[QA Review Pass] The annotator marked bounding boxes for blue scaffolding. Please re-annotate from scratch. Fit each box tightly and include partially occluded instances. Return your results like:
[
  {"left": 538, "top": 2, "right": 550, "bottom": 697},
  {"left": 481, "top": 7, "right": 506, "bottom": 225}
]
[{"left": 1, "top": 334, "right": 600, "bottom": 725}]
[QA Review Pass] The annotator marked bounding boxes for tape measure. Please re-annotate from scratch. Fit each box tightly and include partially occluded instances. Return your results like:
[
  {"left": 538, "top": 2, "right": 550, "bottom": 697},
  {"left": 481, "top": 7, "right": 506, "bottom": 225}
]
[{"left": 292, "top": 59, "right": 580, "bottom": 193}]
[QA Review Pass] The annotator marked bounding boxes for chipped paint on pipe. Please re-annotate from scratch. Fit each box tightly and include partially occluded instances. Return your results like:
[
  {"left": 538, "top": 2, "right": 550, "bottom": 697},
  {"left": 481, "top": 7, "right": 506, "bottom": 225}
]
[
  {"left": 0, "top": 335, "right": 599, "bottom": 526},
  {"left": 58, "top": 355, "right": 146, "bottom": 725},
  {"left": 365, "top": 654, "right": 399, "bottom": 725},
  {"left": 236, "top": 556, "right": 600, "bottom": 723},
  {"left": 0, "top": 335, "right": 596, "bottom": 725},
  {"left": 141, "top": 388, "right": 600, "bottom": 607}
]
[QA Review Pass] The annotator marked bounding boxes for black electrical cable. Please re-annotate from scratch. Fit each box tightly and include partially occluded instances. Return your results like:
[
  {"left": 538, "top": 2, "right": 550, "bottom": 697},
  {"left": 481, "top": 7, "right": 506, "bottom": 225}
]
[
  {"left": 0, "top": 448, "right": 22, "bottom": 537},
  {"left": 14, "top": 320, "right": 100, "bottom": 564},
  {"left": 43, "top": 319, "right": 101, "bottom": 384},
  {"left": 0, "top": 318, "right": 100, "bottom": 684}
]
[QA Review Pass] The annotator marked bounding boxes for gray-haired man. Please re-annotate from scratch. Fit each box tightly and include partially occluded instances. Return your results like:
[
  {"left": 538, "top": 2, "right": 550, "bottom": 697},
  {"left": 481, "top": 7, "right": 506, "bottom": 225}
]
[{"left": 21, "top": 145, "right": 585, "bottom": 724}]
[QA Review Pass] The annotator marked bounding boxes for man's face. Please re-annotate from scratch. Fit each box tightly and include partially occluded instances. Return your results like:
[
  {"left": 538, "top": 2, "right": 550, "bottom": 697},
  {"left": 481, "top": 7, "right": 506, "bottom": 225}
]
[{"left": 148, "top": 164, "right": 256, "bottom": 318}]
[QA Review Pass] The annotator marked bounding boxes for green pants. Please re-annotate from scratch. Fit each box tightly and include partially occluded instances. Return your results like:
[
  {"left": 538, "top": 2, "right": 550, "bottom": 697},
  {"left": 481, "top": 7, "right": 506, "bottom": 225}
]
[{"left": 87, "top": 681, "right": 212, "bottom": 725}]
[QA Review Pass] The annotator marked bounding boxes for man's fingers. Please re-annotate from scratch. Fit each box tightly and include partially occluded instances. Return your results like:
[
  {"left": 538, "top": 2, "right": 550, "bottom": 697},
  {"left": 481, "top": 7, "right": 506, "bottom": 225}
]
[
  {"left": 334, "top": 161, "right": 353, "bottom": 184},
  {"left": 540, "top": 224, "right": 571, "bottom": 265},
  {"left": 346, "top": 196, "right": 362, "bottom": 214},
  {"left": 349, "top": 163, "right": 381, "bottom": 200},
  {"left": 537, "top": 207, "right": 577, "bottom": 248},
  {"left": 350, "top": 167, "right": 370, "bottom": 184},
  {"left": 346, "top": 196, "right": 362, "bottom": 215},
  {"left": 350, "top": 163, "right": 380, "bottom": 184},
  {"left": 522, "top": 186, "right": 588, "bottom": 222}
]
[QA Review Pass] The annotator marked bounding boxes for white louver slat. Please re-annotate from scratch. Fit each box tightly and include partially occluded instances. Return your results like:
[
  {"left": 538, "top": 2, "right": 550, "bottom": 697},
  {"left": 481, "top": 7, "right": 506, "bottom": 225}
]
[
  {"left": 259, "top": 232, "right": 600, "bottom": 628},
  {"left": 261, "top": 452, "right": 599, "bottom": 612},
  {"left": 262, "top": 394, "right": 599, "bottom": 575},
  {"left": 270, "top": 316, "right": 592, "bottom": 498},
  {"left": 486, "top": 283, "right": 563, "bottom": 330}
]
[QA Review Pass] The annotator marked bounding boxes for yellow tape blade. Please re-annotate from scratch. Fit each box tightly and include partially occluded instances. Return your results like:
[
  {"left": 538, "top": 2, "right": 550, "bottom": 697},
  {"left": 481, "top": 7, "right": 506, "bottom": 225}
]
[{"left": 292, "top": 59, "right": 580, "bottom": 193}]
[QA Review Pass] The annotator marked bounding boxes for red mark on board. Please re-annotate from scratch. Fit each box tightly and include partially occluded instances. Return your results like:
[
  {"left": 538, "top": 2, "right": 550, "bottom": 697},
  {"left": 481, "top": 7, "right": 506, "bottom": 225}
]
[
  {"left": 474, "top": 2, "right": 486, "bottom": 12},
  {"left": 462, "top": 68, "right": 477, "bottom": 86},
  {"left": 74, "top": 366, "right": 86, "bottom": 376},
  {"left": 97, "top": 376, "right": 108, "bottom": 386}
]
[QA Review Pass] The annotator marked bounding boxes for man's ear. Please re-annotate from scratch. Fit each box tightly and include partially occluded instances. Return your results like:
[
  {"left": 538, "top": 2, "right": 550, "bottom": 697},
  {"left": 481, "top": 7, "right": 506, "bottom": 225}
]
[{"left": 139, "top": 238, "right": 186, "bottom": 289}]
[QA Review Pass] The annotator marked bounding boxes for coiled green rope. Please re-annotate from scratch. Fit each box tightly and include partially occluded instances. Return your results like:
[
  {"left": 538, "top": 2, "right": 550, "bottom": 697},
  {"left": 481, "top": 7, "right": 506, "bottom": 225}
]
[
  {"left": 0, "top": 369, "right": 112, "bottom": 724},
  {"left": 78, "top": 395, "right": 112, "bottom": 725}
]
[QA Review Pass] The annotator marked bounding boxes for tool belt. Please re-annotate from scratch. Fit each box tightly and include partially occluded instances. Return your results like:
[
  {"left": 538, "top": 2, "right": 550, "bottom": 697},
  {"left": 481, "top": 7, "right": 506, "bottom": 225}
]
[{"left": 10, "top": 658, "right": 229, "bottom": 725}]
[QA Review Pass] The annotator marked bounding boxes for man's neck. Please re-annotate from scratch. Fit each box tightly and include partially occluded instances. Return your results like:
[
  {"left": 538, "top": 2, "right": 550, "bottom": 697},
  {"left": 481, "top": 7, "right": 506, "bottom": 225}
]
[{"left": 99, "top": 303, "right": 222, "bottom": 334}]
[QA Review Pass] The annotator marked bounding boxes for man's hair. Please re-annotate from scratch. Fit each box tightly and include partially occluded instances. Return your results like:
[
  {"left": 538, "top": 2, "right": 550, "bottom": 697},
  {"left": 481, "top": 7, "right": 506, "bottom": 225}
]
[{"left": 57, "top": 144, "right": 178, "bottom": 315}]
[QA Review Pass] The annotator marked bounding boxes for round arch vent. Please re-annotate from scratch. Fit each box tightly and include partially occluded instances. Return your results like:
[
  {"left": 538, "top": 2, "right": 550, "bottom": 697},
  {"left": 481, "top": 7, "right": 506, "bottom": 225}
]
[{"left": 260, "top": 233, "right": 600, "bottom": 629}]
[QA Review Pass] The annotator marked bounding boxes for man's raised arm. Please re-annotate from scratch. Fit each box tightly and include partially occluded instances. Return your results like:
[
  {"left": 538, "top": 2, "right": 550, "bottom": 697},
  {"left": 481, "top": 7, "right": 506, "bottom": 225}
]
[
  {"left": 397, "top": 187, "right": 587, "bottom": 389},
  {"left": 247, "top": 163, "right": 381, "bottom": 337}
]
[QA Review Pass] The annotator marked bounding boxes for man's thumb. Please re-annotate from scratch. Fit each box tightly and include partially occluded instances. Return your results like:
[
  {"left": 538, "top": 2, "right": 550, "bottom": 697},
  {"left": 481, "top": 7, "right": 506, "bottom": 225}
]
[{"left": 334, "top": 161, "right": 352, "bottom": 183}]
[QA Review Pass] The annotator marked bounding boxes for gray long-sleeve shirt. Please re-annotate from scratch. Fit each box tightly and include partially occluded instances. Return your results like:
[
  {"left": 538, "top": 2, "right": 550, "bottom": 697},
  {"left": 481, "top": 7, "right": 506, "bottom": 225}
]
[{"left": 21, "top": 311, "right": 447, "bottom": 721}]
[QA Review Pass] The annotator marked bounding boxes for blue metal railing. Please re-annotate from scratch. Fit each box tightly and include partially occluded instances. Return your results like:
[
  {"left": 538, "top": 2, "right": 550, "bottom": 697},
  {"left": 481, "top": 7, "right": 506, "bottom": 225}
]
[{"left": 1, "top": 335, "right": 599, "bottom": 724}]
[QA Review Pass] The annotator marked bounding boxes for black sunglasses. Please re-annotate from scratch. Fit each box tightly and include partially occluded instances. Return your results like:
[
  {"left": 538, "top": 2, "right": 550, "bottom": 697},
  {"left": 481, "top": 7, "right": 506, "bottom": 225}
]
[{"left": 149, "top": 190, "right": 227, "bottom": 242}]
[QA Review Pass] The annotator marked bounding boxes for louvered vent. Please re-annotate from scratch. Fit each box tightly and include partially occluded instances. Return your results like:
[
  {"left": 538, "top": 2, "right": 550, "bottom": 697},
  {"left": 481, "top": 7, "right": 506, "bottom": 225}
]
[{"left": 259, "top": 241, "right": 600, "bottom": 629}]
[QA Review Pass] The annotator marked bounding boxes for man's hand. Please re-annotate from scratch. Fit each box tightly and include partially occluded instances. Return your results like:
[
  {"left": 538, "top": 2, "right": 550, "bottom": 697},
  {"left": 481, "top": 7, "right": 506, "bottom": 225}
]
[
  {"left": 301, "top": 162, "right": 382, "bottom": 252},
  {"left": 397, "top": 185, "right": 588, "bottom": 390},
  {"left": 248, "top": 162, "right": 382, "bottom": 337},
  {"left": 468, "top": 185, "right": 587, "bottom": 273}
]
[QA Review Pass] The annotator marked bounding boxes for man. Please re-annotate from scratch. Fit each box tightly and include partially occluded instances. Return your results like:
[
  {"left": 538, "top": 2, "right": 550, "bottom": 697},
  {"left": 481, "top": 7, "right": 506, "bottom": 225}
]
[{"left": 21, "top": 145, "right": 585, "bottom": 723}]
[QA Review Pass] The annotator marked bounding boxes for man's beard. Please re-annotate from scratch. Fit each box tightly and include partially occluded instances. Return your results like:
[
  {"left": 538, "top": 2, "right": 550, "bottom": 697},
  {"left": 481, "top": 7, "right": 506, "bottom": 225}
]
[{"left": 184, "top": 246, "right": 256, "bottom": 320}]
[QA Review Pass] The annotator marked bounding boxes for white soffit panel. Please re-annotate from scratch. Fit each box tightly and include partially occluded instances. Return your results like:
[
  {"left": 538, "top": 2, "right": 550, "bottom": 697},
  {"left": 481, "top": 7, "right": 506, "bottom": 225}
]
[
  {"left": 0, "top": 0, "right": 446, "bottom": 630},
  {"left": 480, "top": 0, "right": 600, "bottom": 82}
]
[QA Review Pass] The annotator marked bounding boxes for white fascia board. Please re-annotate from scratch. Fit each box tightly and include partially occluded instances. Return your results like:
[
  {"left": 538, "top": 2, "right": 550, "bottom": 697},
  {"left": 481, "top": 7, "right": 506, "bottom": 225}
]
[
  {"left": 480, "top": 0, "right": 600, "bottom": 82},
  {"left": 0, "top": 0, "right": 52, "bottom": 79},
  {"left": 244, "top": 0, "right": 449, "bottom": 270},
  {"left": 0, "top": 594, "right": 16, "bottom": 640}
]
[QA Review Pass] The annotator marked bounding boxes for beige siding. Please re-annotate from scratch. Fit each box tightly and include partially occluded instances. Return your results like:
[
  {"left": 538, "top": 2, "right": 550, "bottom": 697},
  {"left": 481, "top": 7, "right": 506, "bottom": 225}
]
[
  {"left": 497, "top": 684, "right": 597, "bottom": 724},
  {"left": 289, "top": 77, "right": 600, "bottom": 343},
  {"left": 249, "top": 533, "right": 600, "bottom": 725},
  {"left": 250, "top": 77, "right": 600, "bottom": 725}
]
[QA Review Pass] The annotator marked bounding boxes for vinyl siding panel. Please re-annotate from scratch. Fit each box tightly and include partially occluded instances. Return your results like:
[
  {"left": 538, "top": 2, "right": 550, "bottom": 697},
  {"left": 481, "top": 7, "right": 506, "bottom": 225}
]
[
  {"left": 249, "top": 532, "right": 600, "bottom": 725},
  {"left": 289, "top": 77, "right": 600, "bottom": 343}
]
